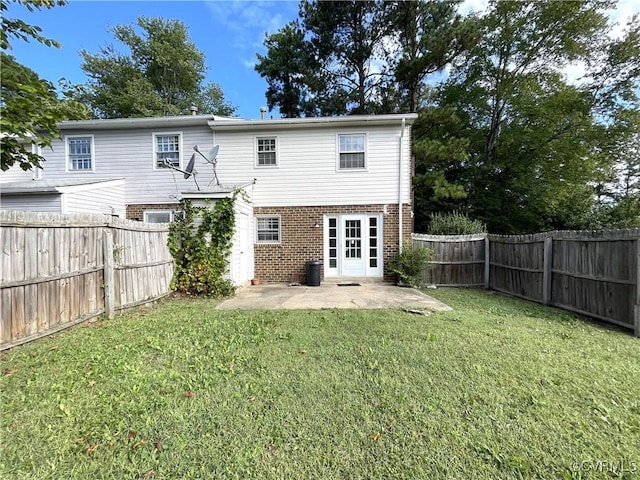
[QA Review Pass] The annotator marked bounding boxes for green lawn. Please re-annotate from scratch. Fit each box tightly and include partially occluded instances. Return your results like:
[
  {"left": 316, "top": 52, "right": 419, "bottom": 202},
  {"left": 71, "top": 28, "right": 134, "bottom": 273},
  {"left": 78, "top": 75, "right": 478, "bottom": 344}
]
[{"left": 1, "top": 289, "right": 639, "bottom": 479}]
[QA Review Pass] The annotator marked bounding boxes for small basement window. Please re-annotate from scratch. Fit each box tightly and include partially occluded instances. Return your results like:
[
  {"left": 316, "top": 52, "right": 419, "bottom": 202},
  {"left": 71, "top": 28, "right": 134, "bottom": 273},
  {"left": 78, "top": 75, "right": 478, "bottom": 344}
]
[
  {"left": 144, "top": 210, "right": 174, "bottom": 223},
  {"left": 256, "top": 216, "right": 280, "bottom": 243}
]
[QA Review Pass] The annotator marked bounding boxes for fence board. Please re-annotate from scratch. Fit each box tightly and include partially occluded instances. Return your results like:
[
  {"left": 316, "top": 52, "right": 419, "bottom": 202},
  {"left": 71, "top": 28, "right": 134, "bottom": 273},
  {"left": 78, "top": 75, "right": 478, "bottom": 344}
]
[
  {"left": 1, "top": 211, "right": 174, "bottom": 350},
  {"left": 412, "top": 228, "right": 639, "bottom": 335},
  {"left": 412, "top": 234, "right": 486, "bottom": 286}
]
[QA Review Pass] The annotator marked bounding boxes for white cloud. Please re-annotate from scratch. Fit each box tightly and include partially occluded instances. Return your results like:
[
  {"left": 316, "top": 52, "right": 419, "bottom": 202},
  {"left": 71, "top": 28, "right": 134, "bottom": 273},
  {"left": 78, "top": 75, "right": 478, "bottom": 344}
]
[
  {"left": 243, "top": 58, "right": 257, "bottom": 69},
  {"left": 205, "top": 0, "right": 295, "bottom": 49}
]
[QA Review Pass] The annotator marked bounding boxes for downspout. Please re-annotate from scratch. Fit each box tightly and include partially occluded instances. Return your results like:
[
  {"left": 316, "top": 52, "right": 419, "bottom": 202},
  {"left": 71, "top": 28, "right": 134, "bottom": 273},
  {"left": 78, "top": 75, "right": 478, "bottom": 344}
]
[{"left": 399, "top": 118, "right": 406, "bottom": 253}]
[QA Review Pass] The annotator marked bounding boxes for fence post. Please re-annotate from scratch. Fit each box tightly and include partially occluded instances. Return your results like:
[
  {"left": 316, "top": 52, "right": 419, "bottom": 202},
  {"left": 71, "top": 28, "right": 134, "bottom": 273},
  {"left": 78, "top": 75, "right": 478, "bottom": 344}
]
[
  {"left": 103, "top": 228, "right": 115, "bottom": 319},
  {"left": 543, "top": 236, "right": 553, "bottom": 306},
  {"left": 635, "top": 238, "right": 640, "bottom": 337},
  {"left": 484, "top": 236, "right": 490, "bottom": 289}
]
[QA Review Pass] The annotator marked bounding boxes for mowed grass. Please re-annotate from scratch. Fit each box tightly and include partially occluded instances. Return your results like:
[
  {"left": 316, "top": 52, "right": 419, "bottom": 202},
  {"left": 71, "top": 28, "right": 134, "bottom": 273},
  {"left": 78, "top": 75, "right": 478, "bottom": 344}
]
[{"left": 1, "top": 289, "right": 639, "bottom": 479}]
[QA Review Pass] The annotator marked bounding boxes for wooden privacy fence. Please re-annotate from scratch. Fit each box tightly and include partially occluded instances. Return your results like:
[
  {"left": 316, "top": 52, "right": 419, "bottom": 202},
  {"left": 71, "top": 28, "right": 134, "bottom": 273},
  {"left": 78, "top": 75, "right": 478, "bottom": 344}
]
[
  {"left": 1, "top": 211, "right": 174, "bottom": 350},
  {"left": 413, "top": 229, "right": 640, "bottom": 336}
]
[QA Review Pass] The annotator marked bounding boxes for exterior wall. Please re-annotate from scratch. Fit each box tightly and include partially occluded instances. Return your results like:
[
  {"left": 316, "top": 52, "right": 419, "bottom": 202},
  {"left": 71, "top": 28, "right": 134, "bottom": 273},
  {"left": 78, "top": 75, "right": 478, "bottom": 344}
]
[
  {"left": 0, "top": 165, "right": 36, "bottom": 183},
  {"left": 62, "top": 182, "right": 126, "bottom": 217},
  {"left": 39, "top": 125, "right": 216, "bottom": 206},
  {"left": 254, "top": 203, "right": 412, "bottom": 283},
  {"left": 213, "top": 123, "right": 412, "bottom": 207},
  {"left": 0, "top": 194, "right": 62, "bottom": 212},
  {"left": 126, "top": 203, "right": 179, "bottom": 221}
]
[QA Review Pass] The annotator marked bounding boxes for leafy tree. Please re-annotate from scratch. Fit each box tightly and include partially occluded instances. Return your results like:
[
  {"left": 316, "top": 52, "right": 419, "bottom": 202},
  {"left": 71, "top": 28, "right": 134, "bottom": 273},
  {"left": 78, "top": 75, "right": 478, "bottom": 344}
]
[
  {"left": 0, "top": 0, "right": 89, "bottom": 172},
  {"left": 79, "top": 16, "right": 236, "bottom": 118},
  {"left": 415, "top": 0, "right": 624, "bottom": 233},
  {"left": 390, "top": 0, "right": 479, "bottom": 112},
  {"left": 255, "top": 22, "right": 317, "bottom": 118},
  {"left": 256, "top": 0, "right": 477, "bottom": 117}
]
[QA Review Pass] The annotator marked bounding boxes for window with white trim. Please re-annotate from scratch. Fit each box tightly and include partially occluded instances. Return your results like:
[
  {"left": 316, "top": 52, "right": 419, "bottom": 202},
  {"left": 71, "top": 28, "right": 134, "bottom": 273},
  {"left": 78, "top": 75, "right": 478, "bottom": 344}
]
[
  {"left": 256, "top": 216, "right": 280, "bottom": 243},
  {"left": 67, "top": 136, "right": 94, "bottom": 171},
  {"left": 338, "top": 134, "right": 366, "bottom": 169},
  {"left": 256, "top": 137, "right": 277, "bottom": 166},
  {"left": 144, "top": 210, "right": 174, "bottom": 223},
  {"left": 154, "top": 133, "right": 181, "bottom": 168}
]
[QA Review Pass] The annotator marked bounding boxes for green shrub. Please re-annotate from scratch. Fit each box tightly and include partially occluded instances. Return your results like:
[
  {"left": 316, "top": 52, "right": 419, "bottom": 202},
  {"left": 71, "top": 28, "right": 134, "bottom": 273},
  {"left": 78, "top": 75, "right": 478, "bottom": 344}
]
[
  {"left": 388, "top": 243, "right": 434, "bottom": 288},
  {"left": 428, "top": 211, "right": 487, "bottom": 235}
]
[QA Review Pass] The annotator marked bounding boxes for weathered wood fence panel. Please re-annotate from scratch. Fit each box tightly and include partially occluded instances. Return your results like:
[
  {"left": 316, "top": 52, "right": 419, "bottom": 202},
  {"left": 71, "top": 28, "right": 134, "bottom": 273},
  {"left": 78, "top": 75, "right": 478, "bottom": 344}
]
[
  {"left": 412, "top": 234, "right": 486, "bottom": 287},
  {"left": 1, "top": 211, "right": 174, "bottom": 350},
  {"left": 412, "top": 229, "right": 640, "bottom": 335},
  {"left": 489, "top": 234, "right": 545, "bottom": 303}
]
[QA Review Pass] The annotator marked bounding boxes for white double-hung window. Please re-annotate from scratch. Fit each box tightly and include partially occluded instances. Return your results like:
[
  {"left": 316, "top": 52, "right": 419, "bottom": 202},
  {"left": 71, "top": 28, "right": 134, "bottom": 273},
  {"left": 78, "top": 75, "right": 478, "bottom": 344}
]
[
  {"left": 338, "top": 134, "right": 366, "bottom": 170},
  {"left": 154, "top": 133, "right": 181, "bottom": 168},
  {"left": 256, "top": 216, "right": 280, "bottom": 243},
  {"left": 256, "top": 137, "right": 277, "bottom": 166},
  {"left": 67, "top": 136, "right": 94, "bottom": 171}
]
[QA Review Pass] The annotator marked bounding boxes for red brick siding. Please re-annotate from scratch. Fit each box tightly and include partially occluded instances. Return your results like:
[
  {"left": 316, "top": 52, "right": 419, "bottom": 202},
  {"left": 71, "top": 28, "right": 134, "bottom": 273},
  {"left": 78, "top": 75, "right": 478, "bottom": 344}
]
[{"left": 254, "top": 204, "right": 411, "bottom": 283}]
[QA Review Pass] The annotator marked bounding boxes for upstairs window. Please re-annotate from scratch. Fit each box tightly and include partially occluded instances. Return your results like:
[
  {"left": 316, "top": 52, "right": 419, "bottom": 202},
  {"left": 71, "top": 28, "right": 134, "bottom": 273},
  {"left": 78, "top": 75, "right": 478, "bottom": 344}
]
[
  {"left": 256, "top": 137, "right": 277, "bottom": 166},
  {"left": 338, "top": 134, "right": 366, "bottom": 169},
  {"left": 154, "top": 133, "right": 181, "bottom": 168},
  {"left": 67, "top": 136, "right": 94, "bottom": 171},
  {"left": 256, "top": 216, "right": 280, "bottom": 243}
]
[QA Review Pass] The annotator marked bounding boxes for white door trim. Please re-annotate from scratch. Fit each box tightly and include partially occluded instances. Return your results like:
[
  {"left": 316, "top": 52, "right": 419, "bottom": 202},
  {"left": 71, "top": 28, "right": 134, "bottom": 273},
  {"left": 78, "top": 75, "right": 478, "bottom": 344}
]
[{"left": 324, "top": 213, "right": 383, "bottom": 278}]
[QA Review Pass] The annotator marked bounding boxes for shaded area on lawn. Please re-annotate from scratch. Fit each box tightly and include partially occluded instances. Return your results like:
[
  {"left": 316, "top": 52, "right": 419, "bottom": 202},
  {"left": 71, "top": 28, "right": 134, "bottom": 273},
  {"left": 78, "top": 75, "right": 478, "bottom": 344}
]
[{"left": 1, "top": 289, "right": 639, "bottom": 479}]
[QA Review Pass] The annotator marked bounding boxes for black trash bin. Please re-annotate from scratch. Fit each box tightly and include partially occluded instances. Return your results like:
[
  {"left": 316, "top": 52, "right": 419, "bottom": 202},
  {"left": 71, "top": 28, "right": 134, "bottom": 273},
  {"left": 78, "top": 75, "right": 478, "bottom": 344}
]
[{"left": 306, "top": 259, "right": 321, "bottom": 286}]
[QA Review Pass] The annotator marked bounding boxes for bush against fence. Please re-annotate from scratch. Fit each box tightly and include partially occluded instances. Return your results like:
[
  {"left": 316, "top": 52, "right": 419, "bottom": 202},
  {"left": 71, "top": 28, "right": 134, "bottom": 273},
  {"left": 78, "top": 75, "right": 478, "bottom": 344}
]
[
  {"left": 0, "top": 211, "right": 173, "bottom": 350},
  {"left": 413, "top": 229, "right": 640, "bottom": 335}
]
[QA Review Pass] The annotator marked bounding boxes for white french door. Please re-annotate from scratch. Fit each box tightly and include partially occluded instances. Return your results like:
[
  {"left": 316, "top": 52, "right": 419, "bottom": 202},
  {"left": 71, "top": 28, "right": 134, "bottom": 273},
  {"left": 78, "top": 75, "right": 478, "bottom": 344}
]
[{"left": 324, "top": 214, "right": 382, "bottom": 278}]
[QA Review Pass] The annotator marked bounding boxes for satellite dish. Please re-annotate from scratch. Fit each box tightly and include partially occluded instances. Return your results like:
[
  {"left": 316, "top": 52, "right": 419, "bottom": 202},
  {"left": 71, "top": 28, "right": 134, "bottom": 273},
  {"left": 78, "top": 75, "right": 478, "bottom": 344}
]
[
  {"left": 193, "top": 144, "right": 221, "bottom": 187},
  {"left": 162, "top": 155, "right": 200, "bottom": 191},
  {"left": 207, "top": 146, "right": 220, "bottom": 163},
  {"left": 194, "top": 145, "right": 219, "bottom": 164},
  {"left": 184, "top": 153, "right": 196, "bottom": 179}
]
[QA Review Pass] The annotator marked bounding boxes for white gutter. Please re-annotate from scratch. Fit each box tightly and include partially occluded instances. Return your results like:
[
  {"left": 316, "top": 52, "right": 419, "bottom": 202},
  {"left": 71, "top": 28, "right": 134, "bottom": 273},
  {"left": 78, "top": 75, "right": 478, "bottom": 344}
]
[
  {"left": 209, "top": 113, "right": 419, "bottom": 131},
  {"left": 399, "top": 117, "right": 406, "bottom": 253}
]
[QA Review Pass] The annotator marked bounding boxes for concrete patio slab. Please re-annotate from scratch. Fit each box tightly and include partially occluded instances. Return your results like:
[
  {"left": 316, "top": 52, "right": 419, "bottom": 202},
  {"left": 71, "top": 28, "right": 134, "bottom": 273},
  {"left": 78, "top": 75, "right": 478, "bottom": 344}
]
[{"left": 216, "top": 283, "right": 452, "bottom": 311}]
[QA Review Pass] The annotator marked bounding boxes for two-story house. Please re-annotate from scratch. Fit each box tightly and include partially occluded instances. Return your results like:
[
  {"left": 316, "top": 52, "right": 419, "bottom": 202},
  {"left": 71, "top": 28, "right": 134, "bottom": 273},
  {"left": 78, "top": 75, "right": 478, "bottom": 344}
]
[{"left": 0, "top": 113, "right": 418, "bottom": 284}]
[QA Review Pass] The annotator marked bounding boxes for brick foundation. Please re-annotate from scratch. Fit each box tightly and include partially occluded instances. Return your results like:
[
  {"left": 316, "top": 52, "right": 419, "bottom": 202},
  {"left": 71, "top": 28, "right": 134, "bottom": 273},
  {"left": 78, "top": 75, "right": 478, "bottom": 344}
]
[{"left": 254, "top": 204, "right": 411, "bottom": 283}]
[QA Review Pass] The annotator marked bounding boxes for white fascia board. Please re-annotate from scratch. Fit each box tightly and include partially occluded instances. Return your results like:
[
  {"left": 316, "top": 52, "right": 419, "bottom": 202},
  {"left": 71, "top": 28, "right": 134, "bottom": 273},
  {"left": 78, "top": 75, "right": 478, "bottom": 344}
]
[
  {"left": 56, "top": 179, "right": 125, "bottom": 193},
  {"left": 57, "top": 115, "right": 216, "bottom": 131},
  {"left": 208, "top": 113, "right": 419, "bottom": 132}
]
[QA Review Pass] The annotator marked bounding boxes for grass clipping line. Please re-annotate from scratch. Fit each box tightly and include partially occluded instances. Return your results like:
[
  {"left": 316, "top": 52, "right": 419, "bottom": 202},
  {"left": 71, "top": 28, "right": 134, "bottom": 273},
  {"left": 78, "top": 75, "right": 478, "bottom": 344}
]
[{"left": 1, "top": 289, "right": 639, "bottom": 479}]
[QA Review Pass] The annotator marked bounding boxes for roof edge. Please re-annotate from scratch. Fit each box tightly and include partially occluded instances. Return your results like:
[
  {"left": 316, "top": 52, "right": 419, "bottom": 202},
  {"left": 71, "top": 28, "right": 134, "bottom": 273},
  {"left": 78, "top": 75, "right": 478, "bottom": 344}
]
[{"left": 208, "top": 113, "right": 419, "bottom": 131}]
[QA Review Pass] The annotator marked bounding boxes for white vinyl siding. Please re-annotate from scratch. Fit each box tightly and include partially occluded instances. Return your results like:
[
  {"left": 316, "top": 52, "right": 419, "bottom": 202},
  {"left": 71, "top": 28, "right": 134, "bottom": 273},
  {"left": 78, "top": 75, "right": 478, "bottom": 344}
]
[
  {"left": 32, "top": 119, "right": 413, "bottom": 209},
  {"left": 154, "top": 133, "right": 181, "bottom": 169},
  {"left": 214, "top": 124, "right": 412, "bottom": 207},
  {"left": 62, "top": 180, "right": 126, "bottom": 217},
  {"left": 256, "top": 216, "right": 280, "bottom": 243},
  {"left": 144, "top": 210, "right": 174, "bottom": 223},
  {"left": 338, "top": 134, "right": 366, "bottom": 170},
  {"left": 37, "top": 125, "right": 214, "bottom": 205},
  {"left": 256, "top": 137, "right": 278, "bottom": 166},
  {"left": 66, "top": 135, "right": 94, "bottom": 171},
  {"left": 0, "top": 194, "right": 62, "bottom": 212}
]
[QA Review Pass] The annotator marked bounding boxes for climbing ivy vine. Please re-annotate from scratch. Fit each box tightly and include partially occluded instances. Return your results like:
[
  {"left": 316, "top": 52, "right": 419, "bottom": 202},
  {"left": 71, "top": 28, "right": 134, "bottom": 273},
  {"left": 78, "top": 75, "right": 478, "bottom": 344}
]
[{"left": 168, "top": 194, "right": 237, "bottom": 297}]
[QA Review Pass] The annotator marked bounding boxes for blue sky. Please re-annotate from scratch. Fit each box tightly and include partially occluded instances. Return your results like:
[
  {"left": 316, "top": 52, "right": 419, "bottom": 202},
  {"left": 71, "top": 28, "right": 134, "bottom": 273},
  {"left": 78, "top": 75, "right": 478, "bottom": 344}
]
[
  {"left": 5, "top": 0, "right": 638, "bottom": 119},
  {"left": 6, "top": 0, "right": 301, "bottom": 119}
]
